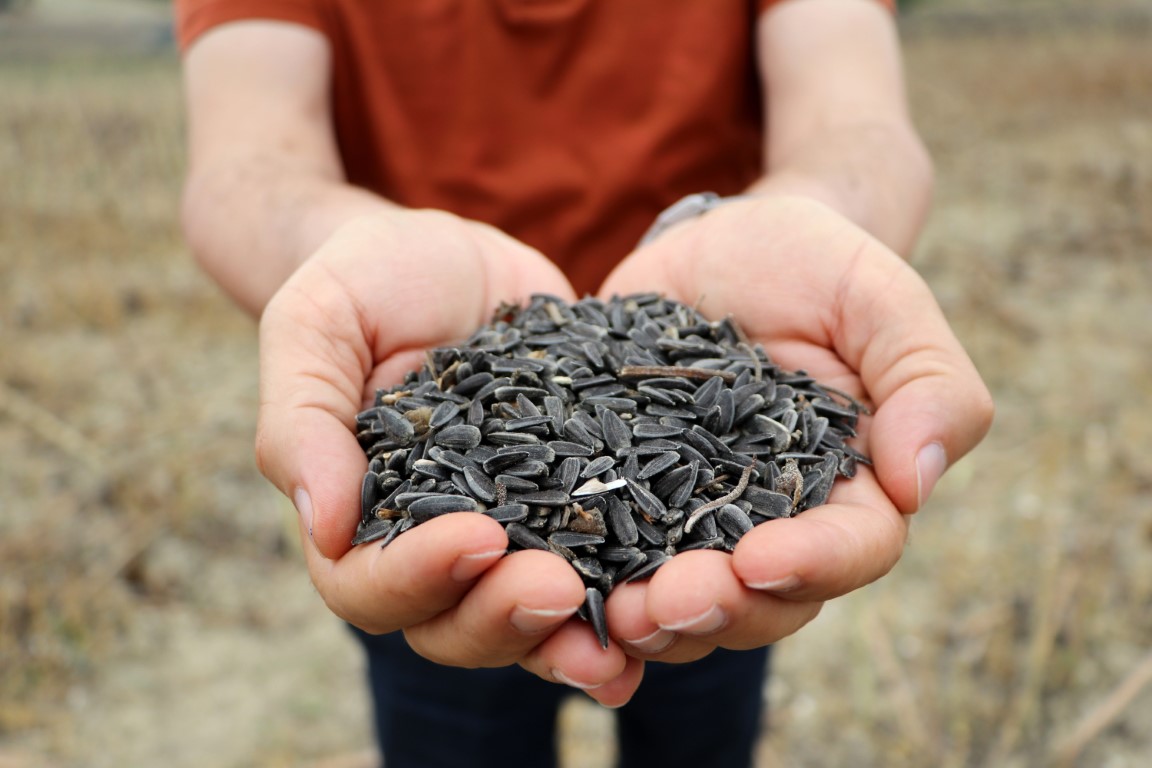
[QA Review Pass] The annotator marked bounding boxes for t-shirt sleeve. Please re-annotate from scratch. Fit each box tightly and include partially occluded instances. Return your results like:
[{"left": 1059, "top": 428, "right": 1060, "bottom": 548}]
[
  {"left": 758, "top": 0, "right": 896, "bottom": 14},
  {"left": 174, "top": 0, "right": 328, "bottom": 51}
]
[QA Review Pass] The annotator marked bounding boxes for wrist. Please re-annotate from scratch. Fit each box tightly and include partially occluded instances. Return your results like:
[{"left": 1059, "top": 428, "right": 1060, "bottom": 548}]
[{"left": 638, "top": 192, "right": 759, "bottom": 247}]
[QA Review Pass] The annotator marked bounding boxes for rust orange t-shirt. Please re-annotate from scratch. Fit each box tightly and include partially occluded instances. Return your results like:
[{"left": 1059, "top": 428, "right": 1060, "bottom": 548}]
[{"left": 176, "top": 0, "right": 894, "bottom": 295}]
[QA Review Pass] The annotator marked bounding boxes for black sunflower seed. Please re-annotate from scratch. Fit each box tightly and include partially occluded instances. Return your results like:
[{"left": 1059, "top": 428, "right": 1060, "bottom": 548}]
[
  {"left": 580, "top": 455, "right": 617, "bottom": 479},
  {"left": 506, "top": 522, "right": 549, "bottom": 551},
  {"left": 636, "top": 451, "right": 680, "bottom": 480},
  {"left": 434, "top": 424, "right": 483, "bottom": 450},
  {"left": 584, "top": 587, "right": 609, "bottom": 649},
  {"left": 550, "top": 531, "right": 606, "bottom": 549},
  {"left": 352, "top": 518, "right": 393, "bottom": 546},
  {"left": 408, "top": 494, "right": 479, "bottom": 522}
]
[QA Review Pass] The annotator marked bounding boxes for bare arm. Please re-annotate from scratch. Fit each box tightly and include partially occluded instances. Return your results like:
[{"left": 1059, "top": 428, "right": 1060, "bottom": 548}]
[
  {"left": 753, "top": 0, "right": 934, "bottom": 256},
  {"left": 598, "top": 0, "right": 990, "bottom": 665},
  {"left": 180, "top": 23, "right": 642, "bottom": 703},
  {"left": 181, "top": 21, "right": 393, "bottom": 315}
]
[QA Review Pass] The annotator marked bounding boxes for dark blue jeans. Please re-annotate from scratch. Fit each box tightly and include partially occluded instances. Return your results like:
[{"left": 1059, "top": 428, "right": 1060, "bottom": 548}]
[{"left": 352, "top": 628, "right": 771, "bottom": 768}]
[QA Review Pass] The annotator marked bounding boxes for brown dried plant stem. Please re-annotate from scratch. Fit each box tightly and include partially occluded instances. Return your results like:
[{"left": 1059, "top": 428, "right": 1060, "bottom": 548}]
[
  {"left": 0, "top": 382, "right": 102, "bottom": 472},
  {"left": 863, "top": 608, "right": 937, "bottom": 758},
  {"left": 987, "top": 546, "right": 1080, "bottom": 764},
  {"left": 1050, "top": 649, "right": 1152, "bottom": 768},
  {"left": 0, "top": 382, "right": 161, "bottom": 588}
]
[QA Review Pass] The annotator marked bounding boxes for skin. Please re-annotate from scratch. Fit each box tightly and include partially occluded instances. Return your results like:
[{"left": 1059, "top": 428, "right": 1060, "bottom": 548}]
[
  {"left": 180, "top": 0, "right": 993, "bottom": 707},
  {"left": 598, "top": 195, "right": 991, "bottom": 662}
]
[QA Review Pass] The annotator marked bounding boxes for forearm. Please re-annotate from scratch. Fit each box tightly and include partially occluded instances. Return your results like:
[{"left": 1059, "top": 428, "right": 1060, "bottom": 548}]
[
  {"left": 181, "top": 155, "right": 396, "bottom": 317},
  {"left": 179, "top": 21, "right": 401, "bottom": 316},
  {"left": 753, "top": 0, "right": 932, "bottom": 257},
  {"left": 747, "top": 117, "right": 934, "bottom": 257}
]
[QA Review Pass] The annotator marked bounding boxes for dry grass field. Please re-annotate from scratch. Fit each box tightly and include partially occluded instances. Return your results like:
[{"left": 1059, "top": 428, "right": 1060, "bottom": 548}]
[{"left": 2, "top": 2, "right": 1151, "bottom": 767}]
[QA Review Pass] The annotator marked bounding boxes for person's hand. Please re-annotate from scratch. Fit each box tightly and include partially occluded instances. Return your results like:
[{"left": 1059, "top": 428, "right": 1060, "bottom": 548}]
[
  {"left": 255, "top": 210, "right": 644, "bottom": 705},
  {"left": 597, "top": 195, "right": 994, "bottom": 662}
]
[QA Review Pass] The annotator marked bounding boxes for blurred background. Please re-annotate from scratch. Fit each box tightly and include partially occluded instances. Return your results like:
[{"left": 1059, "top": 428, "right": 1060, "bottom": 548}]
[{"left": 1, "top": 1, "right": 1150, "bottom": 766}]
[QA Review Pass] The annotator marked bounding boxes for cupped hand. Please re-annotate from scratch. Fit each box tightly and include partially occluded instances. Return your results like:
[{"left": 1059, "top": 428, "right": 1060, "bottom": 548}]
[
  {"left": 255, "top": 209, "right": 643, "bottom": 705},
  {"left": 597, "top": 195, "right": 994, "bottom": 662}
]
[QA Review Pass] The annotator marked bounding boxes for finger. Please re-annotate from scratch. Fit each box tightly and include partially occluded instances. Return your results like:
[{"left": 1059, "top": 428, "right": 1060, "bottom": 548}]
[
  {"left": 833, "top": 253, "right": 995, "bottom": 513},
  {"left": 582, "top": 655, "right": 645, "bottom": 709},
  {"left": 605, "top": 580, "right": 718, "bottom": 664},
  {"left": 334, "top": 213, "right": 579, "bottom": 366},
  {"left": 257, "top": 214, "right": 580, "bottom": 557},
  {"left": 403, "top": 549, "right": 587, "bottom": 668},
  {"left": 695, "top": 198, "right": 993, "bottom": 512},
  {"left": 300, "top": 513, "right": 510, "bottom": 633},
  {"left": 638, "top": 550, "right": 823, "bottom": 652},
  {"left": 605, "top": 581, "right": 678, "bottom": 656},
  {"left": 258, "top": 272, "right": 372, "bottom": 558},
  {"left": 518, "top": 620, "right": 645, "bottom": 708},
  {"left": 731, "top": 496, "right": 910, "bottom": 603},
  {"left": 607, "top": 197, "right": 994, "bottom": 513}
]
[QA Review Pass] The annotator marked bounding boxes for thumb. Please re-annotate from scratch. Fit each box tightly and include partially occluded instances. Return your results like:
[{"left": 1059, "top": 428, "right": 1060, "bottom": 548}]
[
  {"left": 257, "top": 274, "right": 370, "bottom": 559},
  {"left": 842, "top": 256, "right": 994, "bottom": 514}
]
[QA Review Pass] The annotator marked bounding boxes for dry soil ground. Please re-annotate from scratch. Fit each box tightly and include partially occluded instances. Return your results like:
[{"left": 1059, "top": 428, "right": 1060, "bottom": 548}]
[{"left": 1, "top": 3, "right": 1151, "bottom": 767}]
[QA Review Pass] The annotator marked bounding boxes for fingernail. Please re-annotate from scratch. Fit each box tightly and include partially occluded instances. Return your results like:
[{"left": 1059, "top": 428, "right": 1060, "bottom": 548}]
[
  {"left": 450, "top": 550, "right": 506, "bottom": 583},
  {"left": 293, "top": 487, "right": 313, "bottom": 537},
  {"left": 915, "top": 442, "right": 948, "bottom": 510},
  {"left": 624, "top": 628, "right": 676, "bottom": 654},
  {"left": 511, "top": 604, "right": 579, "bottom": 634},
  {"left": 552, "top": 669, "right": 602, "bottom": 691},
  {"left": 659, "top": 603, "right": 727, "bottom": 635},
  {"left": 745, "top": 574, "right": 802, "bottom": 593}
]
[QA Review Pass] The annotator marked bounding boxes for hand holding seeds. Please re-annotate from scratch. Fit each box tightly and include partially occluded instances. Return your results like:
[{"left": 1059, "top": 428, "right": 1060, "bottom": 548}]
[
  {"left": 353, "top": 293, "right": 868, "bottom": 653},
  {"left": 255, "top": 212, "right": 644, "bottom": 706},
  {"left": 597, "top": 195, "right": 993, "bottom": 662}
]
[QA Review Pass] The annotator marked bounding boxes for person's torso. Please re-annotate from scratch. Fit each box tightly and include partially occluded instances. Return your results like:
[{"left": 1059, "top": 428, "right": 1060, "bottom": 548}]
[{"left": 325, "top": 0, "right": 765, "bottom": 293}]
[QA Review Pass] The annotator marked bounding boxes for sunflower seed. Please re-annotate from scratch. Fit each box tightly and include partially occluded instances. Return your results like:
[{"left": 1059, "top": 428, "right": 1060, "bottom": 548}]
[
  {"left": 377, "top": 406, "right": 415, "bottom": 446},
  {"left": 429, "top": 400, "right": 462, "bottom": 429},
  {"left": 573, "top": 557, "right": 605, "bottom": 582},
  {"left": 463, "top": 466, "right": 498, "bottom": 503},
  {"left": 740, "top": 486, "right": 793, "bottom": 519},
  {"left": 434, "top": 424, "right": 482, "bottom": 450},
  {"left": 716, "top": 503, "right": 754, "bottom": 538},
  {"left": 408, "top": 494, "right": 479, "bottom": 522},
  {"left": 580, "top": 455, "right": 617, "bottom": 479},
  {"left": 360, "top": 471, "right": 381, "bottom": 520},
  {"left": 637, "top": 451, "right": 680, "bottom": 480},
  {"left": 548, "top": 440, "right": 595, "bottom": 457},
  {"left": 550, "top": 531, "right": 606, "bottom": 549},
  {"left": 485, "top": 503, "right": 530, "bottom": 523},
  {"left": 622, "top": 550, "right": 670, "bottom": 583},
  {"left": 626, "top": 479, "right": 667, "bottom": 521},
  {"left": 598, "top": 406, "right": 633, "bottom": 453},
  {"left": 631, "top": 422, "right": 685, "bottom": 440},
  {"left": 506, "top": 522, "right": 549, "bottom": 551},
  {"left": 583, "top": 587, "right": 609, "bottom": 649},
  {"left": 606, "top": 495, "right": 639, "bottom": 546},
  {"left": 352, "top": 518, "right": 393, "bottom": 546},
  {"left": 510, "top": 489, "right": 570, "bottom": 507}
]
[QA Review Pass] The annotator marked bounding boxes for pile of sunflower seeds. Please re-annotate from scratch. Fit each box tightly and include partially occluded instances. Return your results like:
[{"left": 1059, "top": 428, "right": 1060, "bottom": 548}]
[{"left": 352, "top": 293, "right": 867, "bottom": 647}]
